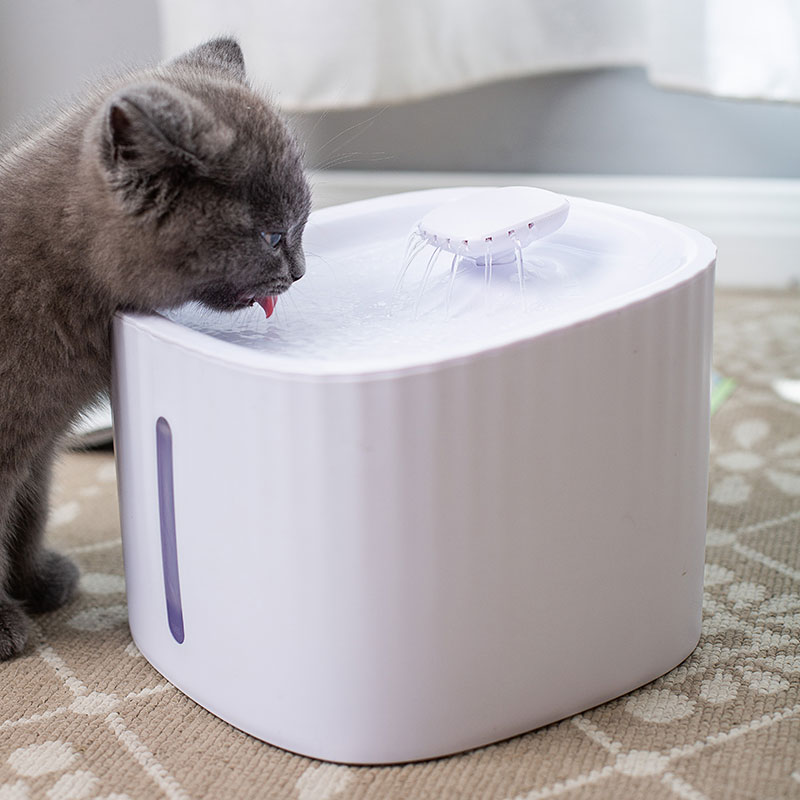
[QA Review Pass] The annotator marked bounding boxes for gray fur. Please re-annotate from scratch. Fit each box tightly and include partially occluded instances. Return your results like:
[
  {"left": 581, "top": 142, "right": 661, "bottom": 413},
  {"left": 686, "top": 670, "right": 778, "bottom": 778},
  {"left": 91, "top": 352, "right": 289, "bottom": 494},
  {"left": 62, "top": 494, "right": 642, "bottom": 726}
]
[{"left": 0, "top": 38, "right": 311, "bottom": 659}]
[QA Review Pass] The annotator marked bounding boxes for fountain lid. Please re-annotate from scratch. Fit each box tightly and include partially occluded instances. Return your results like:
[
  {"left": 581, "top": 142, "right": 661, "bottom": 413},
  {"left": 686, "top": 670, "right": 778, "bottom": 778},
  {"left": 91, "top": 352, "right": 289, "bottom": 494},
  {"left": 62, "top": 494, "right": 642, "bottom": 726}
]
[{"left": 418, "top": 186, "right": 569, "bottom": 257}]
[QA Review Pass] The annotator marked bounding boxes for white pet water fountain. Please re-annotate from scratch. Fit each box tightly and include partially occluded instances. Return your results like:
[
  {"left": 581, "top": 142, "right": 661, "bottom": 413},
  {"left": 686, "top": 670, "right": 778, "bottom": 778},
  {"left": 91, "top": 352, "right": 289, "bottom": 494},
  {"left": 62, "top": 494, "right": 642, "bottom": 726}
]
[{"left": 112, "top": 187, "right": 715, "bottom": 764}]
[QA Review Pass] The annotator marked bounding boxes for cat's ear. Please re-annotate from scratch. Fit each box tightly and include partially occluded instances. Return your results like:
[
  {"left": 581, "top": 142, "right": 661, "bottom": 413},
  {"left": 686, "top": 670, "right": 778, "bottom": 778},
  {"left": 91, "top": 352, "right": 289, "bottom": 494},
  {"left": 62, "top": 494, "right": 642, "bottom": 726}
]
[
  {"left": 169, "top": 37, "right": 246, "bottom": 83},
  {"left": 100, "top": 84, "right": 233, "bottom": 214}
]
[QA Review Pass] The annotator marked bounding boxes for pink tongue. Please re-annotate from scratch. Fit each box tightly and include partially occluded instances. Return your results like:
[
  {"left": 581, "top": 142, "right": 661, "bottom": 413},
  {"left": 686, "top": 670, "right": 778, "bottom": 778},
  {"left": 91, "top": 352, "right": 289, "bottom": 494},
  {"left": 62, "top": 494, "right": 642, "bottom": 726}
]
[{"left": 256, "top": 295, "right": 278, "bottom": 318}]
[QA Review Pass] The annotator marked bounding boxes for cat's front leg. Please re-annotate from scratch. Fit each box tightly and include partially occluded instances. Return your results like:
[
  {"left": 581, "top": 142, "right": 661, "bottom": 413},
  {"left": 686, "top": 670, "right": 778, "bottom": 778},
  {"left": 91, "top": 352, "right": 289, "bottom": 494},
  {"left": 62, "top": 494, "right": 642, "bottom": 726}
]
[
  {"left": 0, "top": 479, "right": 33, "bottom": 660},
  {"left": 0, "top": 597, "right": 29, "bottom": 661},
  {"left": 6, "top": 447, "right": 80, "bottom": 617}
]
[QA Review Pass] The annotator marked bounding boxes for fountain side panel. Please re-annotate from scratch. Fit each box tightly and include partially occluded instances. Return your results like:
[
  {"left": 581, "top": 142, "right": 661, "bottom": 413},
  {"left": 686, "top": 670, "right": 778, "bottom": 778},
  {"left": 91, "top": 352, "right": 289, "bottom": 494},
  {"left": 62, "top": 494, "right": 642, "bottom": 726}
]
[{"left": 112, "top": 260, "right": 713, "bottom": 764}]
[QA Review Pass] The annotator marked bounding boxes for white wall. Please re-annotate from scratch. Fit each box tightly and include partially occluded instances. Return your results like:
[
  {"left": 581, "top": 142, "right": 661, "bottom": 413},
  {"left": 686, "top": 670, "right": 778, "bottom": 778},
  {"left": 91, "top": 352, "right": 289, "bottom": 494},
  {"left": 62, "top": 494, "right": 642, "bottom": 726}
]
[
  {"left": 0, "top": 0, "right": 160, "bottom": 132},
  {"left": 291, "top": 67, "right": 800, "bottom": 179},
  {"left": 2, "top": 1, "right": 798, "bottom": 181}
]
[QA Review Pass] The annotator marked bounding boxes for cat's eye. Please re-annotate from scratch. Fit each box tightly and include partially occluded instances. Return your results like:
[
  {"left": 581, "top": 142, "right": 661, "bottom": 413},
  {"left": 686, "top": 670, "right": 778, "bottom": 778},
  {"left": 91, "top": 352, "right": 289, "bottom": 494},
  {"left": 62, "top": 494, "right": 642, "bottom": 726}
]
[{"left": 260, "top": 232, "right": 283, "bottom": 248}]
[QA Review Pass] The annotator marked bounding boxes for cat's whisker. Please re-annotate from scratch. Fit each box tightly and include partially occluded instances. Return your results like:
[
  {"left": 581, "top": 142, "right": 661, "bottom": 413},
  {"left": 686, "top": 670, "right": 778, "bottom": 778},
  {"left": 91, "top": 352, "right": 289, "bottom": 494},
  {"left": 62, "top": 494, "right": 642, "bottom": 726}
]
[
  {"left": 312, "top": 151, "right": 392, "bottom": 171},
  {"left": 303, "top": 109, "right": 387, "bottom": 170},
  {"left": 308, "top": 108, "right": 386, "bottom": 154},
  {"left": 302, "top": 246, "right": 339, "bottom": 280},
  {"left": 287, "top": 108, "right": 331, "bottom": 153},
  {"left": 311, "top": 153, "right": 365, "bottom": 171},
  {"left": 282, "top": 288, "right": 307, "bottom": 323}
]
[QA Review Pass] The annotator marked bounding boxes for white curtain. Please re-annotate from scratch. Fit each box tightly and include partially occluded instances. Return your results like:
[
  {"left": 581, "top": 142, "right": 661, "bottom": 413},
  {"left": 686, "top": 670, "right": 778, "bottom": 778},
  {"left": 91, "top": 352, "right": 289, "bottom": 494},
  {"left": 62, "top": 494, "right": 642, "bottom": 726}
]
[{"left": 158, "top": 0, "right": 800, "bottom": 109}]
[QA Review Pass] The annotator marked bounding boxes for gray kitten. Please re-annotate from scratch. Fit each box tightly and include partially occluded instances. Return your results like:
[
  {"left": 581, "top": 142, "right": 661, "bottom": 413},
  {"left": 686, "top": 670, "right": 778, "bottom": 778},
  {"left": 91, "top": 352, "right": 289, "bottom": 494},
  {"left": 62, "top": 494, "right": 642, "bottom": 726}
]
[{"left": 0, "top": 38, "right": 311, "bottom": 660}]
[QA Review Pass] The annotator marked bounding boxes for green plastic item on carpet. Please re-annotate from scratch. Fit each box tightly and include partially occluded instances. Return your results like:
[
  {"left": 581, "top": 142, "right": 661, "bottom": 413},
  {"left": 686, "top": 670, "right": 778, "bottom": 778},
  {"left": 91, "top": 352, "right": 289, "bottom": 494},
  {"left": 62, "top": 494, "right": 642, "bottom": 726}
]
[{"left": 711, "top": 370, "right": 736, "bottom": 415}]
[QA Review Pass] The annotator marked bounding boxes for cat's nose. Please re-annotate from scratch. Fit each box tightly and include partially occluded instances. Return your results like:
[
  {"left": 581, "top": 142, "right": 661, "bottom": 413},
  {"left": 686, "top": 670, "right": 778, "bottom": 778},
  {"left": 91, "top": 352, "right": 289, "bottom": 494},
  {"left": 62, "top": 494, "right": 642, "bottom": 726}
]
[{"left": 290, "top": 254, "right": 305, "bottom": 282}]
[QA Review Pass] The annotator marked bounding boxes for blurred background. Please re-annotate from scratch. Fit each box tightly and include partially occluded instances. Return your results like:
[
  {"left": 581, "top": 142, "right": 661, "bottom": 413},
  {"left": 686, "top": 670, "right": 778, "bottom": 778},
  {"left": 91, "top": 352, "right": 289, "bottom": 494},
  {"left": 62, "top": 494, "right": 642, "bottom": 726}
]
[{"left": 2, "top": 0, "right": 799, "bottom": 286}]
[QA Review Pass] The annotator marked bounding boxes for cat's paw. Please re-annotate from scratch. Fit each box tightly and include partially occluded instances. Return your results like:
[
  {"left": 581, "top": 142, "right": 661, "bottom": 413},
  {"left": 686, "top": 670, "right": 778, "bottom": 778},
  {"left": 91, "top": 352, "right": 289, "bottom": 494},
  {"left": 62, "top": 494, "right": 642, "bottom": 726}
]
[
  {"left": 23, "top": 550, "right": 80, "bottom": 614},
  {"left": 0, "top": 599, "right": 31, "bottom": 661}
]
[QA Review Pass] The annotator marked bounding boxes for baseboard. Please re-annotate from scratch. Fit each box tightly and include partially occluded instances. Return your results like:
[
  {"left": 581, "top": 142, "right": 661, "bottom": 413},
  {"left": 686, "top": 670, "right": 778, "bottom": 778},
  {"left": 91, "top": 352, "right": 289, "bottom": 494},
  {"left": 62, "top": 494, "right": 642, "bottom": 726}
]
[{"left": 309, "top": 171, "right": 800, "bottom": 289}]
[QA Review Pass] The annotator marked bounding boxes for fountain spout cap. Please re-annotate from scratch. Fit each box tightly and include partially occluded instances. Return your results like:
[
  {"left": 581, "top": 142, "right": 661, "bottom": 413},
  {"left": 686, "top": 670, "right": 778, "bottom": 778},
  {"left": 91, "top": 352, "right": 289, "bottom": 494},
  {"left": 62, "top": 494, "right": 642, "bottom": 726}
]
[{"left": 417, "top": 186, "right": 569, "bottom": 258}]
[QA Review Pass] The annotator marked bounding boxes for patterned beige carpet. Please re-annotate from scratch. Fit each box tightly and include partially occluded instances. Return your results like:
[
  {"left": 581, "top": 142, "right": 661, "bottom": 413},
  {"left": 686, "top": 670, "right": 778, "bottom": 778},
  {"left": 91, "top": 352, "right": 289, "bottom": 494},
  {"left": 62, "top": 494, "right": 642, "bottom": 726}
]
[{"left": 1, "top": 288, "right": 798, "bottom": 800}]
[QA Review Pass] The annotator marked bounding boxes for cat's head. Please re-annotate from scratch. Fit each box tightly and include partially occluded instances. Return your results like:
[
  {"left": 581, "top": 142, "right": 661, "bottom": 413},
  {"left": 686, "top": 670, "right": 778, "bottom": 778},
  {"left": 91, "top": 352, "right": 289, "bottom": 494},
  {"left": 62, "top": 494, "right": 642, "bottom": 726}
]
[{"left": 86, "top": 38, "right": 311, "bottom": 313}]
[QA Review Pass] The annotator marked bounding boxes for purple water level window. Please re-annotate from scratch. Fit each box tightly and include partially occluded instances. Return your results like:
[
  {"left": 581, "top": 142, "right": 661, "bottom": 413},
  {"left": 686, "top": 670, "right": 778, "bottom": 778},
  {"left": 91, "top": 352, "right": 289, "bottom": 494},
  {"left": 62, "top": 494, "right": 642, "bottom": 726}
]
[{"left": 156, "top": 417, "right": 185, "bottom": 644}]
